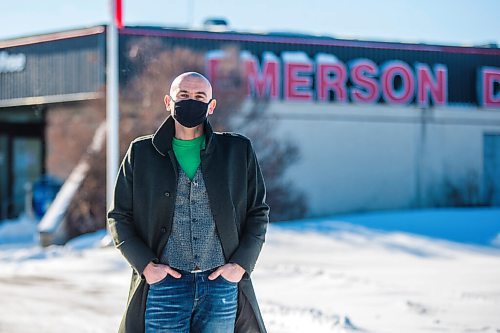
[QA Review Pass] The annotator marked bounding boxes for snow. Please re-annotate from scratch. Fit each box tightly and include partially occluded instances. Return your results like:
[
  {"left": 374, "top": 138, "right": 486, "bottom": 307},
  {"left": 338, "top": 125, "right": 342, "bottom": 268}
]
[
  {"left": 316, "top": 53, "right": 340, "bottom": 64},
  {"left": 0, "top": 214, "right": 38, "bottom": 245},
  {"left": 282, "top": 51, "right": 313, "bottom": 64},
  {"left": 1, "top": 208, "right": 499, "bottom": 332}
]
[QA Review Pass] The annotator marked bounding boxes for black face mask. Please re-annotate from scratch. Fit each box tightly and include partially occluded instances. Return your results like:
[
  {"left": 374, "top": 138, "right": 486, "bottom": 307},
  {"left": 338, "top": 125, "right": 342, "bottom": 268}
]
[{"left": 170, "top": 97, "right": 212, "bottom": 128}]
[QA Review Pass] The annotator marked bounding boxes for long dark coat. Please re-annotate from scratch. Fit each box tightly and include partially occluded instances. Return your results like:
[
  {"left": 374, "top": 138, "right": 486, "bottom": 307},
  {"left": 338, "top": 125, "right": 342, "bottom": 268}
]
[{"left": 107, "top": 115, "right": 269, "bottom": 333}]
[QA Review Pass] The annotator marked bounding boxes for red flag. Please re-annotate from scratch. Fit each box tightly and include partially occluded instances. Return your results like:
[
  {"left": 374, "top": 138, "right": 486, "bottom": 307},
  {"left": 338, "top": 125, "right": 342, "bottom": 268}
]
[{"left": 115, "top": 0, "right": 123, "bottom": 29}]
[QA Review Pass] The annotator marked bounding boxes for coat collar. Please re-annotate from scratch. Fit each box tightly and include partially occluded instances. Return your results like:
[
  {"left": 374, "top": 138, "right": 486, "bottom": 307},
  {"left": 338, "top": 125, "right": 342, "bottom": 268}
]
[{"left": 151, "top": 115, "right": 216, "bottom": 156}]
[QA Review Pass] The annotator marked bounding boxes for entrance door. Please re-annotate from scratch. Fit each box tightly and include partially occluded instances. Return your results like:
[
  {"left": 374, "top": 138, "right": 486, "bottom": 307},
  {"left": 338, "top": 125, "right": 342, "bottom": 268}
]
[
  {"left": 12, "top": 138, "right": 42, "bottom": 216},
  {"left": 483, "top": 134, "right": 500, "bottom": 206},
  {"left": 0, "top": 121, "right": 44, "bottom": 219}
]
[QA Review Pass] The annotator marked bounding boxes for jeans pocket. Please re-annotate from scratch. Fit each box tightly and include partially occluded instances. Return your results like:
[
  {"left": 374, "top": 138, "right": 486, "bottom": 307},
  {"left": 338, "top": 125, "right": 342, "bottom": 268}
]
[
  {"left": 219, "top": 274, "right": 239, "bottom": 285},
  {"left": 149, "top": 274, "right": 169, "bottom": 287}
]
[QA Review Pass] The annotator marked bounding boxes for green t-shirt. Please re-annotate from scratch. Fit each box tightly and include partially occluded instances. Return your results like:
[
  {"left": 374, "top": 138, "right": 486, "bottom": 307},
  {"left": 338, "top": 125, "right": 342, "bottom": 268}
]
[{"left": 172, "top": 133, "right": 206, "bottom": 180}]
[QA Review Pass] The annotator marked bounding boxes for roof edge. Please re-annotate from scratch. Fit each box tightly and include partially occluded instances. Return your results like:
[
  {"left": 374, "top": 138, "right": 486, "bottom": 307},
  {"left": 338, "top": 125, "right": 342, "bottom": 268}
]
[
  {"left": 122, "top": 26, "right": 500, "bottom": 56},
  {"left": 0, "top": 25, "right": 106, "bottom": 49}
]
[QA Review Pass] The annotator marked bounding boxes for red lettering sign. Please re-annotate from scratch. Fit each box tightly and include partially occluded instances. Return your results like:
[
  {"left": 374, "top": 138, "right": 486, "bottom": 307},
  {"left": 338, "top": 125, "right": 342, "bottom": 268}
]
[
  {"left": 416, "top": 63, "right": 447, "bottom": 107},
  {"left": 479, "top": 67, "right": 500, "bottom": 108},
  {"left": 243, "top": 52, "right": 280, "bottom": 99},
  {"left": 316, "top": 53, "right": 347, "bottom": 102},
  {"left": 349, "top": 59, "right": 380, "bottom": 103},
  {"left": 283, "top": 52, "right": 314, "bottom": 101},
  {"left": 381, "top": 61, "right": 415, "bottom": 105}
]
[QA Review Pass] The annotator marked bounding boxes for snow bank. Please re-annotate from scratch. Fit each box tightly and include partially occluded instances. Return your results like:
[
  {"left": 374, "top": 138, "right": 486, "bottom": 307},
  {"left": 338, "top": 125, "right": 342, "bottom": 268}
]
[
  {"left": 0, "top": 207, "right": 499, "bottom": 332},
  {"left": 0, "top": 214, "right": 38, "bottom": 246},
  {"left": 277, "top": 207, "right": 500, "bottom": 248}
]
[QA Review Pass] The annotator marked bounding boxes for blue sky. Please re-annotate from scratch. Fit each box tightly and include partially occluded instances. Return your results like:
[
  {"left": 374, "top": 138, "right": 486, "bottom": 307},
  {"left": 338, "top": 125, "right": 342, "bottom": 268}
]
[{"left": 1, "top": 0, "right": 499, "bottom": 46}]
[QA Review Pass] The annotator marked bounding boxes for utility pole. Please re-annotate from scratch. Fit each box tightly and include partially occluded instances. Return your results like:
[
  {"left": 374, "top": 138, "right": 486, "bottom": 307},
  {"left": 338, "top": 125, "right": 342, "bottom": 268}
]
[{"left": 106, "top": 0, "right": 121, "bottom": 211}]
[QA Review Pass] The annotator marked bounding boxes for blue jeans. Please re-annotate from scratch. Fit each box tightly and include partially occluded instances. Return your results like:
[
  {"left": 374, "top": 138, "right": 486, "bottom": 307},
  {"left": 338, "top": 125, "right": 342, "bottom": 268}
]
[{"left": 145, "top": 267, "right": 238, "bottom": 333}]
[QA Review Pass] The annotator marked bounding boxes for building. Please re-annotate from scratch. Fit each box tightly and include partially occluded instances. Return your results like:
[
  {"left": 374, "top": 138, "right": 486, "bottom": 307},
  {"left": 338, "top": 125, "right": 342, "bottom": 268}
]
[{"left": 1, "top": 25, "right": 499, "bottom": 220}]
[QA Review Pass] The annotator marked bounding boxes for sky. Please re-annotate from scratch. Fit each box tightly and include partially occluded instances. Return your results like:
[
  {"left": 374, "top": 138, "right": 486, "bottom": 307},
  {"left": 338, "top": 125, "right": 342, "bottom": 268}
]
[{"left": 1, "top": 0, "right": 499, "bottom": 46}]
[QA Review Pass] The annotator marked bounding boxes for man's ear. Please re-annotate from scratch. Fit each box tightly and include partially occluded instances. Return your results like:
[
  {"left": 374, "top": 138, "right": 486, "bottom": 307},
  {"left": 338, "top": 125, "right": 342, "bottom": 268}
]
[
  {"left": 164, "top": 95, "right": 171, "bottom": 111},
  {"left": 208, "top": 99, "right": 217, "bottom": 115}
]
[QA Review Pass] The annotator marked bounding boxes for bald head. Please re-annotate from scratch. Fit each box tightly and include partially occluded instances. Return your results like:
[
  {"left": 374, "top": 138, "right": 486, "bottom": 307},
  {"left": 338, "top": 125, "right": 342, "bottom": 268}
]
[
  {"left": 164, "top": 71, "right": 217, "bottom": 120},
  {"left": 169, "top": 72, "right": 213, "bottom": 100}
]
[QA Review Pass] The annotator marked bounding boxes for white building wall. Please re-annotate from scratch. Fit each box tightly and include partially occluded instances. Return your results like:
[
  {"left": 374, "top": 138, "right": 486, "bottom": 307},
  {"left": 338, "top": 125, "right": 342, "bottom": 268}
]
[
  {"left": 237, "top": 101, "right": 500, "bottom": 218},
  {"left": 419, "top": 108, "right": 500, "bottom": 207}
]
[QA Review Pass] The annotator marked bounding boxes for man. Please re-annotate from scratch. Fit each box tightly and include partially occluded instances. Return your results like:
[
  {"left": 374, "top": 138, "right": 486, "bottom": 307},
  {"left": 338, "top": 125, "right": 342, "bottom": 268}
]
[{"left": 107, "top": 72, "right": 269, "bottom": 333}]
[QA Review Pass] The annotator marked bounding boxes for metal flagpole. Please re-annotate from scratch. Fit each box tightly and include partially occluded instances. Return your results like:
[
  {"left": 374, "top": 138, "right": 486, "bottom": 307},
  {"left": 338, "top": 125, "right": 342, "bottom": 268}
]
[{"left": 106, "top": 0, "right": 120, "bottom": 212}]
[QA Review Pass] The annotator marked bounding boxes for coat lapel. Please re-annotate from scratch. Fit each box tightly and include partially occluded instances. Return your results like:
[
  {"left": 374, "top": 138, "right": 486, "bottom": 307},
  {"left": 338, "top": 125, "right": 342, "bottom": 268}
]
[{"left": 200, "top": 151, "right": 240, "bottom": 260}]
